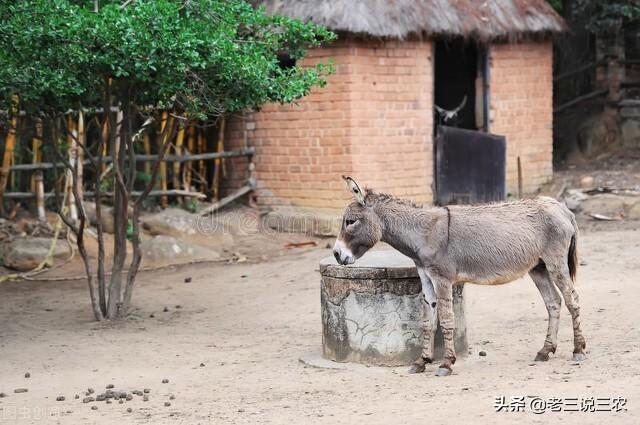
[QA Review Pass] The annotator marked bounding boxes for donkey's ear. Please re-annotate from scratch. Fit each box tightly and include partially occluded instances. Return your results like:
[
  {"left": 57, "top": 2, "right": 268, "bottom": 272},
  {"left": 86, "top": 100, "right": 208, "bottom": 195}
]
[{"left": 342, "top": 175, "right": 366, "bottom": 205}]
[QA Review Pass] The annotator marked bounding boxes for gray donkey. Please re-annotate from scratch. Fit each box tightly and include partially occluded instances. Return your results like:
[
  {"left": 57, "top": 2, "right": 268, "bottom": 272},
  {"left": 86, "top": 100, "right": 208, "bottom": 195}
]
[{"left": 333, "top": 176, "right": 585, "bottom": 376}]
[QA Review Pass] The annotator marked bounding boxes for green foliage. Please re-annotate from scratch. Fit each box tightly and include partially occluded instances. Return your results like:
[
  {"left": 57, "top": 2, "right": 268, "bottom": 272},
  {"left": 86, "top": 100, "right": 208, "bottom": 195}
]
[
  {"left": 185, "top": 198, "right": 199, "bottom": 213},
  {"left": 571, "top": 0, "right": 640, "bottom": 33},
  {"left": 136, "top": 171, "right": 152, "bottom": 185},
  {"left": 546, "top": 0, "right": 562, "bottom": 13},
  {"left": 0, "top": 0, "right": 336, "bottom": 118},
  {"left": 126, "top": 219, "right": 134, "bottom": 241},
  {"left": 0, "top": 0, "right": 97, "bottom": 114}
]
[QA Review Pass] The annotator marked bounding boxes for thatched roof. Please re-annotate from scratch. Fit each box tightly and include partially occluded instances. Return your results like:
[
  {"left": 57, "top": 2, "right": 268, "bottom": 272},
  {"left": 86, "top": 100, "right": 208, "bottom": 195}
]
[{"left": 258, "top": 0, "right": 566, "bottom": 41}]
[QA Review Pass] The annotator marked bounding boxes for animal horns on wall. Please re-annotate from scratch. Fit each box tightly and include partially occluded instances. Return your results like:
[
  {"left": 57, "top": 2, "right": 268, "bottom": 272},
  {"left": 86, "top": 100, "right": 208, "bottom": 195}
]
[{"left": 342, "top": 175, "right": 366, "bottom": 205}]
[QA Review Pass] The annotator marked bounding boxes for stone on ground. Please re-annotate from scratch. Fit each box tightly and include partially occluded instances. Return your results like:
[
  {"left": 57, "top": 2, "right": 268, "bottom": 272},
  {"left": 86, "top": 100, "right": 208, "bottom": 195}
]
[
  {"left": 82, "top": 201, "right": 116, "bottom": 234},
  {"left": 141, "top": 208, "right": 233, "bottom": 245},
  {"left": 579, "top": 175, "right": 595, "bottom": 188},
  {"left": 141, "top": 235, "right": 220, "bottom": 267},
  {"left": 1, "top": 237, "right": 71, "bottom": 271},
  {"left": 562, "top": 189, "right": 588, "bottom": 211},
  {"left": 621, "top": 119, "right": 640, "bottom": 148},
  {"left": 579, "top": 194, "right": 637, "bottom": 218},
  {"left": 628, "top": 201, "right": 640, "bottom": 220}
]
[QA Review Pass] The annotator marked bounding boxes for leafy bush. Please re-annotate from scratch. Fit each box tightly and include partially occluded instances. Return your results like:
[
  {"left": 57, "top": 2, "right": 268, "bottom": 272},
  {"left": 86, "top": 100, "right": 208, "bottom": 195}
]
[{"left": 0, "top": 0, "right": 335, "bottom": 320}]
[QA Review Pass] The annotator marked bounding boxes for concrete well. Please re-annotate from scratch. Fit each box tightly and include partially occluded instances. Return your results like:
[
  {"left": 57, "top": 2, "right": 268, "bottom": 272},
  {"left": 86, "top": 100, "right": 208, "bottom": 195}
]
[{"left": 319, "top": 250, "right": 467, "bottom": 366}]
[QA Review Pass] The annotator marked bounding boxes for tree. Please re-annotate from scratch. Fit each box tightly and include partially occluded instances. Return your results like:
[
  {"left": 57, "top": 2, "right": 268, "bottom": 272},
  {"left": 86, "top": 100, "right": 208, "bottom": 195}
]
[
  {"left": 0, "top": 0, "right": 335, "bottom": 320},
  {"left": 561, "top": 0, "right": 640, "bottom": 34}
]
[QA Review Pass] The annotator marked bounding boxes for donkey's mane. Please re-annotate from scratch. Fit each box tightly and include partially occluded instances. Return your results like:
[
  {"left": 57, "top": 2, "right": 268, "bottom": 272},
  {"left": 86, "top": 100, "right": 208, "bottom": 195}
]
[{"left": 366, "top": 189, "right": 423, "bottom": 209}]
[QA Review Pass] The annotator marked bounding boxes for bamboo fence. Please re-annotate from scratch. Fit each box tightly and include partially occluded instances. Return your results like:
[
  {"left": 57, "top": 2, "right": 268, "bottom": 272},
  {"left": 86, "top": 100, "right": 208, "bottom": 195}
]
[{"left": 0, "top": 110, "right": 254, "bottom": 218}]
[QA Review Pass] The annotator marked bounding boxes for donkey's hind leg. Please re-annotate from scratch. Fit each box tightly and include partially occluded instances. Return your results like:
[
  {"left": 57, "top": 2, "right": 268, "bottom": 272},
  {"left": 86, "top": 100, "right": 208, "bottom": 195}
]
[
  {"left": 529, "top": 263, "right": 562, "bottom": 361},
  {"left": 546, "top": 260, "right": 587, "bottom": 361}
]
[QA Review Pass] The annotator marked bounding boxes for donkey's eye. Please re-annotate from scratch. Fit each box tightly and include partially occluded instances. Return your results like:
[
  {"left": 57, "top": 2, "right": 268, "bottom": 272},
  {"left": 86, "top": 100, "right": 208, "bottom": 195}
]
[{"left": 345, "top": 219, "right": 357, "bottom": 226}]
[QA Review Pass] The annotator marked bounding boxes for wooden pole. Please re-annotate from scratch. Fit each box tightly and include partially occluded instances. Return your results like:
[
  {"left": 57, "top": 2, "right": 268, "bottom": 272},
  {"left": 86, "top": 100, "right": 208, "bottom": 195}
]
[
  {"left": 158, "top": 111, "right": 169, "bottom": 208},
  {"left": 31, "top": 118, "right": 43, "bottom": 193},
  {"left": 212, "top": 116, "right": 226, "bottom": 200},
  {"left": 185, "top": 124, "right": 196, "bottom": 191},
  {"left": 101, "top": 116, "right": 109, "bottom": 174},
  {"left": 198, "top": 127, "right": 207, "bottom": 194},
  {"left": 8, "top": 148, "right": 256, "bottom": 172},
  {"left": 173, "top": 122, "right": 185, "bottom": 205},
  {"left": 517, "top": 156, "right": 523, "bottom": 199},
  {"left": 0, "top": 95, "right": 19, "bottom": 216},
  {"left": 142, "top": 133, "right": 151, "bottom": 176},
  {"left": 9, "top": 121, "right": 16, "bottom": 193},
  {"left": 35, "top": 170, "right": 45, "bottom": 222}
]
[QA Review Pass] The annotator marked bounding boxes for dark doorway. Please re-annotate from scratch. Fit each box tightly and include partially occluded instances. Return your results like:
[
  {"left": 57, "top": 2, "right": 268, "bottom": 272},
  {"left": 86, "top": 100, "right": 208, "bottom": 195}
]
[
  {"left": 434, "top": 38, "right": 487, "bottom": 131},
  {"left": 434, "top": 126, "right": 506, "bottom": 205},
  {"left": 433, "top": 38, "right": 499, "bottom": 205}
]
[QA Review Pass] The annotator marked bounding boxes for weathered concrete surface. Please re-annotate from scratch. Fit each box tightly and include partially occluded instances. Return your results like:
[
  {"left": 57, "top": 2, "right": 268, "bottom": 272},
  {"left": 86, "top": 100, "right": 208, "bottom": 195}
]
[{"left": 320, "top": 250, "right": 467, "bottom": 366}]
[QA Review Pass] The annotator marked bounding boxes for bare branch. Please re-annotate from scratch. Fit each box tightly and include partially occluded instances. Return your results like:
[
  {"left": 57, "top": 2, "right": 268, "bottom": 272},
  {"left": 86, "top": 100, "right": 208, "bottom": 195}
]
[{"left": 120, "top": 0, "right": 135, "bottom": 9}]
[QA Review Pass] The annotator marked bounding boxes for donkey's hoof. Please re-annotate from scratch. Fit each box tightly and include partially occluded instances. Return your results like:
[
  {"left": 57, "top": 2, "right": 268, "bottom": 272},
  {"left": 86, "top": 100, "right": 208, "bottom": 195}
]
[
  {"left": 572, "top": 352, "right": 586, "bottom": 362},
  {"left": 534, "top": 352, "right": 549, "bottom": 362},
  {"left": 408, "top": 363, "right": 426, "bottom": 374},
  {"left": 435, "top": 367, "right": 452, "bottom": 377}
]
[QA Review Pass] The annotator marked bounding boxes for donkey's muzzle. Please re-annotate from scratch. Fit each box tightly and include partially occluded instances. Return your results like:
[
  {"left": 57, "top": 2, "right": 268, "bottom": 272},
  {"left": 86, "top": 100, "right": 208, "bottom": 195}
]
[{"left": 333, "top": 238, "right": 355, "bottom": 265}]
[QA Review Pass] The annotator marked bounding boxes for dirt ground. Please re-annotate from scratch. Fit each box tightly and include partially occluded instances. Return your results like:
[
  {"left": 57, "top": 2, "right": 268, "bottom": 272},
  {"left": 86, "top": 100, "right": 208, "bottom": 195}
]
[
  {"left": 0, "top": 219, "right": 639, "bottom": 424},
  {"left": 555, "top": 147, "right": 640, "bottom": 191}
]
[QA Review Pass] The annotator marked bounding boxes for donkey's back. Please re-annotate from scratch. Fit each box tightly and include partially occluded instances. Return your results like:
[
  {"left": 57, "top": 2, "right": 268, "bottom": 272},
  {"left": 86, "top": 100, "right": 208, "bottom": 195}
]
[{"left": 445, "top": 197, "right": 577, "bottom": 285}]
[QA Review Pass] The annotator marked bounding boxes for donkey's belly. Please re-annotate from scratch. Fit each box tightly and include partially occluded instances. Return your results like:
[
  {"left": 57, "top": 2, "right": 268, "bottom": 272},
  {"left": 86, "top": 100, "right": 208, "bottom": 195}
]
[
  {"left": 456, "top": 270, "right": 530, "bottom": 285},
  {"left": 455, "top": 258, "right": 538, "bottom": 285}
]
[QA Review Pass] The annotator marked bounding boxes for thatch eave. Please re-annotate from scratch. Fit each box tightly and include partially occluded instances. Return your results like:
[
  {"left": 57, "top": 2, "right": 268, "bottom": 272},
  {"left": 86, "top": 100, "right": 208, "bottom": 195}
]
[{"left": 257, "top": 0, "right": 567, "bottom": 43}]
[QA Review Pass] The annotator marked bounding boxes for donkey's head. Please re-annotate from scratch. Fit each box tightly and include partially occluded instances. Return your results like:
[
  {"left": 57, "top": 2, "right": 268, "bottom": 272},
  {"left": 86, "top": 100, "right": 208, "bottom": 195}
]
[{"left": 333, "top": 176, "right": 383, "bottom": 265}]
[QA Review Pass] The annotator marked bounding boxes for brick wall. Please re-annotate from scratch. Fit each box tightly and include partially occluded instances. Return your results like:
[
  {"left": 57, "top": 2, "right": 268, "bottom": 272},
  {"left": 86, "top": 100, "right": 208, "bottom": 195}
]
[
  {"left": 489, "top": 42, "right": 554, "bottom": 195},
  {"left": 349, "top": 40, "right": 433, "bottom": 201},
  {"left": 226, "top": 39, "right": 554, "bottom": 208},
  {"left": 225, "top": 39, "right": 433, "bottom": 209}
]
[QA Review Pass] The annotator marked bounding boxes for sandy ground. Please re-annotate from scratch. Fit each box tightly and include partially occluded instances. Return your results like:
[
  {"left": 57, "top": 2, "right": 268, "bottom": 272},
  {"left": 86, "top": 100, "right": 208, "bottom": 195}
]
[{"left": 0, "top": 223, "right": 639, "bottom": 425}]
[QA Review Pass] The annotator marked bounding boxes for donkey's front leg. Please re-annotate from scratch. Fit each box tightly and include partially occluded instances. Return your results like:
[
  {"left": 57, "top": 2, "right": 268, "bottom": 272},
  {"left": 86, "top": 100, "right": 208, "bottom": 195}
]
[
  {"left": 409, "top": 268, "right": 437, "bottom": 374},
  {"left": 433, "top": 277, "right": 456, "bottom": 376}
]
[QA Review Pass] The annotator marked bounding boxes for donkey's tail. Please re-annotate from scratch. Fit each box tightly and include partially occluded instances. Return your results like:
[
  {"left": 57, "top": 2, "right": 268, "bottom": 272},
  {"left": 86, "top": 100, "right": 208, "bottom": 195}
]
[
  {"left": 567, "top": 212, "right": 579, "bottom": 283},
  {"left": 568, "top": 234, "right": 577, "bottom": 282}
]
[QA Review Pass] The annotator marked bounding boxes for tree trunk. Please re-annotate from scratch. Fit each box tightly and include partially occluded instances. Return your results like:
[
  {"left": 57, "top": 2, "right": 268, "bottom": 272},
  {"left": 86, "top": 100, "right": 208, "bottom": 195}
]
[
  {"left": 77, "top": 111, "right": 85, "bottom": 207},
  {"left": 106, "top": 94, "right": 131, "bottom": 319},
  {"left": 50, "top": 116, "right": 103, "bottom": 321},
  {"left": 66, "top": 115, "right": 78, "bottom": 222},
  {"left": 122, "top": 114, "right": 177, "bottom": 315}
]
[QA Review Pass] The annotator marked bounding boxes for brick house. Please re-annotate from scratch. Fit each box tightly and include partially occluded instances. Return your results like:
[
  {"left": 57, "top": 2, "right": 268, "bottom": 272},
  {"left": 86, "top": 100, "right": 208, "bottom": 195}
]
[{"left": 225, "top": 0, "right": 566, "bottom": 210}]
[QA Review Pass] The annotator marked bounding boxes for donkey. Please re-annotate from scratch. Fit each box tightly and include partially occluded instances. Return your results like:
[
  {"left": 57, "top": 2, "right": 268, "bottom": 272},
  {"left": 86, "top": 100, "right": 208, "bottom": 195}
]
[{"left": 333, "top": 176, "right": 585, "bottom": 376}]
